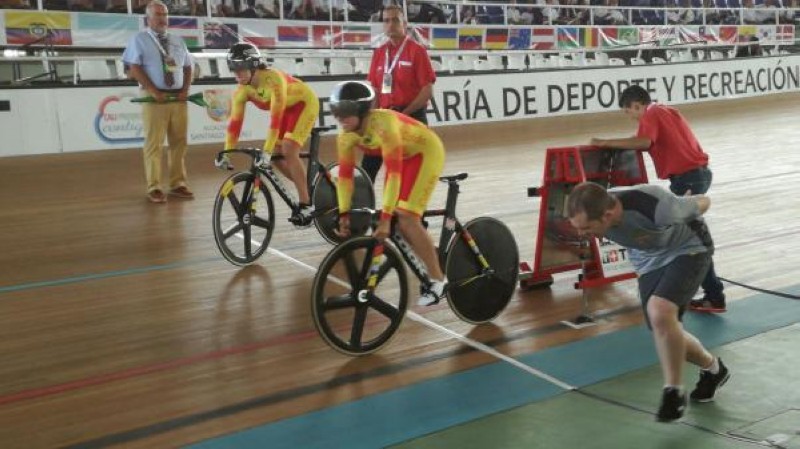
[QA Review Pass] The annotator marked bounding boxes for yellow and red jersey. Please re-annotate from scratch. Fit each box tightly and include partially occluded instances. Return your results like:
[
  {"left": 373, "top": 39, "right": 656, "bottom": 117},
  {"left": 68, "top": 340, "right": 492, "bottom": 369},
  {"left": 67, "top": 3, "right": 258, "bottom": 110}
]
[
  {"left": 224, "top": 68, "right": 319, "bottom": 152},
  {"left": 337, "top": 109, "right": 445, "bottom": 220}
]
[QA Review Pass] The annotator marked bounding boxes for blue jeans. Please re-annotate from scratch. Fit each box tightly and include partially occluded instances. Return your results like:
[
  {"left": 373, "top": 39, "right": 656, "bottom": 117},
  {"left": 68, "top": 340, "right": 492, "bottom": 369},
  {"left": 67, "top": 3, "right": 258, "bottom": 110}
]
[{"left": 669, "top": 167, "right": 725, "bottom": 299}]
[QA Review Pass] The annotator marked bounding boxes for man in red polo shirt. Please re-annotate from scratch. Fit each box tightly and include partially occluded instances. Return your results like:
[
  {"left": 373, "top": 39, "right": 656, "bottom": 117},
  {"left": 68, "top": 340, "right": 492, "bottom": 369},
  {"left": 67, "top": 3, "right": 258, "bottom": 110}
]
[
  {"left": 363, "top": 4, "right": 436, "bottom": 182},
  {"left": 589, "top": 85, "right": 726, "bottom": 313}
]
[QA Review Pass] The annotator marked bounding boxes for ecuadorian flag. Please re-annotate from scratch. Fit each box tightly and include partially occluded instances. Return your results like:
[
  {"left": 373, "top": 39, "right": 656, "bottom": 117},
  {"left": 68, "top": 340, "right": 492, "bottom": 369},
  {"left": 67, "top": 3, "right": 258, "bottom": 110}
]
[{"left": 431, "top": 27, "right": 457, "bottom": 49}]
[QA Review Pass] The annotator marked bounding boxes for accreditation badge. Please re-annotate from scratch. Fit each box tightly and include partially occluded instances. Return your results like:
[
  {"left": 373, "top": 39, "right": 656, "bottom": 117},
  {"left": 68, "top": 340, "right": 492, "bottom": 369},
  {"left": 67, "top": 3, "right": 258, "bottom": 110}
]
[
  {"left": 164, "top": 56, "right": 178, "bottom": 73},
  {"left": 381, "top": 73, "right": 392, "bottom": 94}
]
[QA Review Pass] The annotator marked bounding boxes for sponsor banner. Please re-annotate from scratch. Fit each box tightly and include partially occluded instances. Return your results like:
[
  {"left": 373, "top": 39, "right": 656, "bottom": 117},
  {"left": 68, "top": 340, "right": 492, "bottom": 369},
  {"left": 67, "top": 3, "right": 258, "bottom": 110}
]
[
  {"left": 5, "top": 55, "right": 799, "bottom": 155},
  {"left": 597, "top": 238, "right": 635, "bottom": 278},
  {"left": 52, "top": 86, "right": 264, "bottom": 152}
]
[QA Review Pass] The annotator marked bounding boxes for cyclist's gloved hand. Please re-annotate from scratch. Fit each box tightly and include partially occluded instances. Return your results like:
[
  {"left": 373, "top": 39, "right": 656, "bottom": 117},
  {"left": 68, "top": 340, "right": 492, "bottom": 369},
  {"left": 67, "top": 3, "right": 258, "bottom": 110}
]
[
  {"left": 334, "top": 214, "right": 351, "bottom": 239},
  {"left": 215, "top": 152, "right": 234, "bottom": 171}
]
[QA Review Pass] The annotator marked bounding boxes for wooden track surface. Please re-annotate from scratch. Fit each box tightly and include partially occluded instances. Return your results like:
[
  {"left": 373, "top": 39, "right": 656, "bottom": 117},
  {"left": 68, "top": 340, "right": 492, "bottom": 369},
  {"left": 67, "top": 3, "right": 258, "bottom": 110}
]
[{"left": 0, "top": 93, "right": 798, "bottom": 448}]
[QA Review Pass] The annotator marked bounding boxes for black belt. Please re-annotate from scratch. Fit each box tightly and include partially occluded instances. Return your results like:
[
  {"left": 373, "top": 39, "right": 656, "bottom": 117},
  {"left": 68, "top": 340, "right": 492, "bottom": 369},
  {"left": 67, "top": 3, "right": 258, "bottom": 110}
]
[{"left": 670, "top": 165, "right": 709, "bottom": 180}]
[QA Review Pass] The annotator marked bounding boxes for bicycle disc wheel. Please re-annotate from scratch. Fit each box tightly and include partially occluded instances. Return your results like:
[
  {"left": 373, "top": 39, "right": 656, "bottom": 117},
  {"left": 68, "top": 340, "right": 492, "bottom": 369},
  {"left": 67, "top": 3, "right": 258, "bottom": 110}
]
[
  {"left": 212, "top": 172, "right": 275, "bottom": 266},
  {"left": 312, "top": 163, "right": 375, "bottom": 245},
  {"left": 445, "top": 217, "right": 519, "bottom": 324},
  {"left": 311, "top": 237, "right": 407, "bottom": 356}
]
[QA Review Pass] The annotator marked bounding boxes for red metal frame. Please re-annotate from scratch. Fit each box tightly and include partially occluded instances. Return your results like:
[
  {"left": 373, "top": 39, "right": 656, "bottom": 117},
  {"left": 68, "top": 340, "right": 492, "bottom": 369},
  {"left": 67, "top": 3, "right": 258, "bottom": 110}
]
[{"left": 520, "top": 145, "right": 648, "bottom": 290}]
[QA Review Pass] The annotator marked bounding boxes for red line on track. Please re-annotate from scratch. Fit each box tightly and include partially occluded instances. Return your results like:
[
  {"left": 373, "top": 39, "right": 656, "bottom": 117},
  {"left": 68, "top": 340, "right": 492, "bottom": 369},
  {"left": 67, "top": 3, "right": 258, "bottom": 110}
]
[{"left": 0, "top": 328, "right": 321, "bottom": 407}]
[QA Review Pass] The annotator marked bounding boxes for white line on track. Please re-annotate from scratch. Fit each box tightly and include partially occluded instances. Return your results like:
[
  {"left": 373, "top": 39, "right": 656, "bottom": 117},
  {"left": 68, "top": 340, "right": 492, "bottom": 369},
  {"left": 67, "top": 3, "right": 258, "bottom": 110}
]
[{"left": 265, "top": 246, "right": 576, "bottom": 391}]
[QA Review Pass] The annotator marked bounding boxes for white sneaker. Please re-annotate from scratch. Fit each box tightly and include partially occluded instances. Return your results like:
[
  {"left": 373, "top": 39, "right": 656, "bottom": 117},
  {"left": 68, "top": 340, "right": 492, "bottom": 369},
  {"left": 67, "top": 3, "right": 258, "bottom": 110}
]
[{"left": 417, "top": 279, "right": 447, "bottom": 306}]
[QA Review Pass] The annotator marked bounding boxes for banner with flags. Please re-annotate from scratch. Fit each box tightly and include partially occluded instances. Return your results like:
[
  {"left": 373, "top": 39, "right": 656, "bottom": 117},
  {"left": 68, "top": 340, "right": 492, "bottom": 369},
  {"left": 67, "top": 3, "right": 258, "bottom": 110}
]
[
  {"left": 239, "top": 20, "right": 276, "bottom": 48},
  {"left": 312, "top": 24, "right": 341, "bottom": 47},
  {"left": 5, "top": 11, "right": 72, "bottom": 46},
  {"left": 557, "top": 27, "right": 579, "bottom": 49},
  {"left": 431, "top": 27, "right": 457, "bottom": 49},
  {"left": 72, "top": 13, "right": 138, "bottom": 47},
  {"left": 531, "top": 27, "right": 554, "bottom": 50},
  {"left": 485, "top": 27, "right": 508, "bottom": 50},
  {"left": 579, "top": 27, "right": 598, "bottom": 48},
  {"left": 600, "top": 27, "right": 639, "bottom": 47},
  {"left": 277, "top": 25, "right": 309, "bottom": 46},
  {"left": 340, "top": 25, "right": 372, "bottom": 46},
  {"left": 508, "top": 28, "right": 531, "bottom": 50},
  {"left": 203, "top": 22, "right": 238, "bottom": 49},
  {"left": 776, "top": 24, "right": 794, "bottom": 44},
  {"left": 719, "top": 25, "right": 739, "bottom": 43},
  {"left": 168, "top": 17, "right": 201, "bottom": 47},
  {"left": 458, "top": 27, "right": 483, "bottom": 50},
  {"left": 1, "top": 12, "right": 797, "bottom": 51},
  {"left": 412, "top": 26, "right": 430, "bottom": 47}
]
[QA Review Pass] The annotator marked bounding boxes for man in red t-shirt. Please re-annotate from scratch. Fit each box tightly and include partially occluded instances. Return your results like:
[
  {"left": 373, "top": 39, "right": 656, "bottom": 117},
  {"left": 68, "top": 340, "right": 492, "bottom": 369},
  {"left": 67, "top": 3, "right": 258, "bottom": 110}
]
[
  {"left": 363, "top": 4, "right": 436, "bottom": 182},
  {"left": 589, "top": 85, "right": 726, "bottom": 313}
]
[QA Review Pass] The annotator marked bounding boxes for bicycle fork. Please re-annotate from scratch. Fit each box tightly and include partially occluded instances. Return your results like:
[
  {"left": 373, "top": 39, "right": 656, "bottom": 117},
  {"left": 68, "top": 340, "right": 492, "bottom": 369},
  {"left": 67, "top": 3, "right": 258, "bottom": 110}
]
[
  {"left": 456, "top": 228, "right": 494, "bottom": 287},
  {"left": 360, "top": 243, "right": 385, "bottom": 303}
]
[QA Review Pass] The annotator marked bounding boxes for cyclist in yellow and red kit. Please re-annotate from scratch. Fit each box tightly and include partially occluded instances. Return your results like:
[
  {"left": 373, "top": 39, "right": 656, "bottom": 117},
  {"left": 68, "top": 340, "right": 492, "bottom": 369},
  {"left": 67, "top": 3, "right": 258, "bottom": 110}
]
[
  {"left": 330, "top": 81, "right": 447, "bottom": 306},
  {"left": 216, "top": 43, "right": 319, "bottom": 219}
]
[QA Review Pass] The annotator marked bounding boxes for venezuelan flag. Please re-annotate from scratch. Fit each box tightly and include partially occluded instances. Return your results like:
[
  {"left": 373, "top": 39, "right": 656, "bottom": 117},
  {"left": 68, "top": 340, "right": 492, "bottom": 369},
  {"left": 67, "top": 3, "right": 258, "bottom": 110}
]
[
  {"left": 5, "top": 11, "right": 72, "bottom": 46},
  {"left": 458, "top": 27, "right": 483, "bottom": 50}
]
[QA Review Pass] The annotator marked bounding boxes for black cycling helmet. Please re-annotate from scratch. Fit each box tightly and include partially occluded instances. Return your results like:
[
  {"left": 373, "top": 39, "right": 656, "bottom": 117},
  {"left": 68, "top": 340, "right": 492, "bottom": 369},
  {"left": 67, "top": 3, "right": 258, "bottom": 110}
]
[
  {"left": 227, "top": 42, "right": 262, "bottom": 71},
  {"left": 329, "top": 81, "right": 375, "bottom": 119}
]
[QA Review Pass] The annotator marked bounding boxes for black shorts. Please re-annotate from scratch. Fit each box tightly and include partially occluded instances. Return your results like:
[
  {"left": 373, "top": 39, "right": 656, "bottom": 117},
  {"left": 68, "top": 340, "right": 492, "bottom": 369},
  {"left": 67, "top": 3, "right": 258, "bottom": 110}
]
[{"left": 638, "top": 253, "right": 711, "bottom": 328}]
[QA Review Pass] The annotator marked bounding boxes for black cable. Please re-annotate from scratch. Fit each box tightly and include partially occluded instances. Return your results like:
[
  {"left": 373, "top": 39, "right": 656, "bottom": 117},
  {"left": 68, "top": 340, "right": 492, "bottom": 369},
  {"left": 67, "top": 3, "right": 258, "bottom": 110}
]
[
  {"left": 719, "top": 277, "right": 800, "bottom": 300},
  {"left": 573, "top": 389, "right": 772, "bottom": 447}
]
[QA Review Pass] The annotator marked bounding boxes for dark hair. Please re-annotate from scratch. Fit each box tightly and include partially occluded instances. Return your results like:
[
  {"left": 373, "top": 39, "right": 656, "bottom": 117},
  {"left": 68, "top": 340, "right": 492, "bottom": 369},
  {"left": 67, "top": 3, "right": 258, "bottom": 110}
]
[
  {"left": 618, "top": 85, "right": 651, "bottom": 108},
  {"left": 566, "top": 182, "right": 616, "bottom": 220}
]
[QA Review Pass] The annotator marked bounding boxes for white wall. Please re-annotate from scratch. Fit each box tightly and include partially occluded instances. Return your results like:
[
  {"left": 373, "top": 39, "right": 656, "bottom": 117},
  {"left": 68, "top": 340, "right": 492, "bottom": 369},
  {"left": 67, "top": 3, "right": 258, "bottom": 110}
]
[{"left": 1, "top": 55, "right": 798, "bottom": 157}]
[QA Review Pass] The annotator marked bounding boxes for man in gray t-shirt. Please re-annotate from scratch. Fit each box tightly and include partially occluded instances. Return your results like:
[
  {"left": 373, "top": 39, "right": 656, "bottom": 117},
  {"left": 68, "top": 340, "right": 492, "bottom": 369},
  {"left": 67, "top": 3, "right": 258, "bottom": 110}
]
[{"left": 567, "top": 182, "right": 730, "bottom": 423}]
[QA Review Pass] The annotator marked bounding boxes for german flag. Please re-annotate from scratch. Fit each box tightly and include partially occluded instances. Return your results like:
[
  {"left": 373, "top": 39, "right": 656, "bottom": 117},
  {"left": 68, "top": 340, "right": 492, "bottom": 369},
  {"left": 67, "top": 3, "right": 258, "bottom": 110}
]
[{"left": 485, "top": 28, "right": 509, "bottom": 50}]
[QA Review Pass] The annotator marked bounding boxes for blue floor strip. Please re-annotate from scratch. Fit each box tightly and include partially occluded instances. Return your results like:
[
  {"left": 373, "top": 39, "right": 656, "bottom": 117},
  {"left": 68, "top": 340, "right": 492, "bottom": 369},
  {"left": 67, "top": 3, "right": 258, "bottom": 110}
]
[
  {"left": 0, "top": 257, "right": 219, "bottom": 294},
  {"left": 188, "top": 285, "right": 800, "bottom": 449}
]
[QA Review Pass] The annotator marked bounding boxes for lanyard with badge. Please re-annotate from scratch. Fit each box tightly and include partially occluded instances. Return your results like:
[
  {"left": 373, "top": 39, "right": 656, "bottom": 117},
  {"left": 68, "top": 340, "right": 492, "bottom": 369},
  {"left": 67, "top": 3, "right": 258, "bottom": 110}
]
[
  {"left": 382, "top": 36, "right": 408, "bottom": 95},
  {"left": 147, "top": 29, "right": 178, "bottom": 85}
]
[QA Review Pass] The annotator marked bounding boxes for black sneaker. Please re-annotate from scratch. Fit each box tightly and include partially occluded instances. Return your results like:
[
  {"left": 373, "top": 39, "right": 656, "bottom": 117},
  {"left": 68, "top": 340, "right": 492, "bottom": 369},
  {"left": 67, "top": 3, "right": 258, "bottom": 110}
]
[
  {"left": 690, "top": 358, "right": 730, "bottom": 402},
  {"left": 689, "top": 293, "right": 726, "bottom": 313},
  {"left": 656, "top": 387, "right": 687, "bottom": 422}
]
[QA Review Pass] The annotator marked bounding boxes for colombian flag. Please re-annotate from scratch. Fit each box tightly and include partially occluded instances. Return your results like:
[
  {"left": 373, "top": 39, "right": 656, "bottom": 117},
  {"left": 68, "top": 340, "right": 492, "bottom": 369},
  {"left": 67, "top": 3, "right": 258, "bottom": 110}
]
[{"left": 5, "top": 11, "right": 72, "bottom": 46}]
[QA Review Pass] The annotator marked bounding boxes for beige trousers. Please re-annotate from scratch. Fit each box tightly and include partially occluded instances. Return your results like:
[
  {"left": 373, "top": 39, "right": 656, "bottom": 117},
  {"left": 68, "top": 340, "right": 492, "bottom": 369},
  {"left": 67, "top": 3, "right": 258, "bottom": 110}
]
[{"left": 141, "top": 100, "right": 189, "bottom": 193}]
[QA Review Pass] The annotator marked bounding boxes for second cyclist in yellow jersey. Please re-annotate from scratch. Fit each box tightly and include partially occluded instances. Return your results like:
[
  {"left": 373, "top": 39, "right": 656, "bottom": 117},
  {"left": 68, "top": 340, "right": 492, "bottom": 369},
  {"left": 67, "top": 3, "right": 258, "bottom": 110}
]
[
  {"left": 217, "top": 43, "right": 319, "bottom": 212},
  {"left": 330, "top": 81, "right": 447, "bottom": 306}
]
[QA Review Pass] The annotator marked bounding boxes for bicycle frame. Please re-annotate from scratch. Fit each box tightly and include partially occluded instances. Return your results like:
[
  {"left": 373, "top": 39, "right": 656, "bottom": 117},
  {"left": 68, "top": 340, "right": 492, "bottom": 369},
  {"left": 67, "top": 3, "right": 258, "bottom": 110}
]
[
  {"left": 364, "top": 177, "right": 493, "bottom": 295},
  {"left": 223, "top": 126, "right": 336, "bottom": 216}
]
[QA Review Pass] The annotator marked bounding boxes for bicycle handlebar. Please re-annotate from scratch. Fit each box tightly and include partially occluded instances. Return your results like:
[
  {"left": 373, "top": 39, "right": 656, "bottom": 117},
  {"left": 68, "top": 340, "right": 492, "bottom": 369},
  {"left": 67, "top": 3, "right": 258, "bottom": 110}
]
[
  {"left": 216, "top": 148, "right": 263, "bottom": 161},
  {"left": 312, "top": 125, "right": 337, "bottom": 133}
]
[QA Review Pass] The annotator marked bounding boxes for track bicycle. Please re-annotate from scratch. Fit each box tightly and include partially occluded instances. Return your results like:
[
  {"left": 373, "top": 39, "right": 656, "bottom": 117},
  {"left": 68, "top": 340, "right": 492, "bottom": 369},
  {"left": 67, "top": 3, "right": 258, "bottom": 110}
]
[
  {"left": 212, "top": 126, "right": 375, "bottom": 266},
  {"left": 311, "top": 172, "right": 519, "bottom": 355}
]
